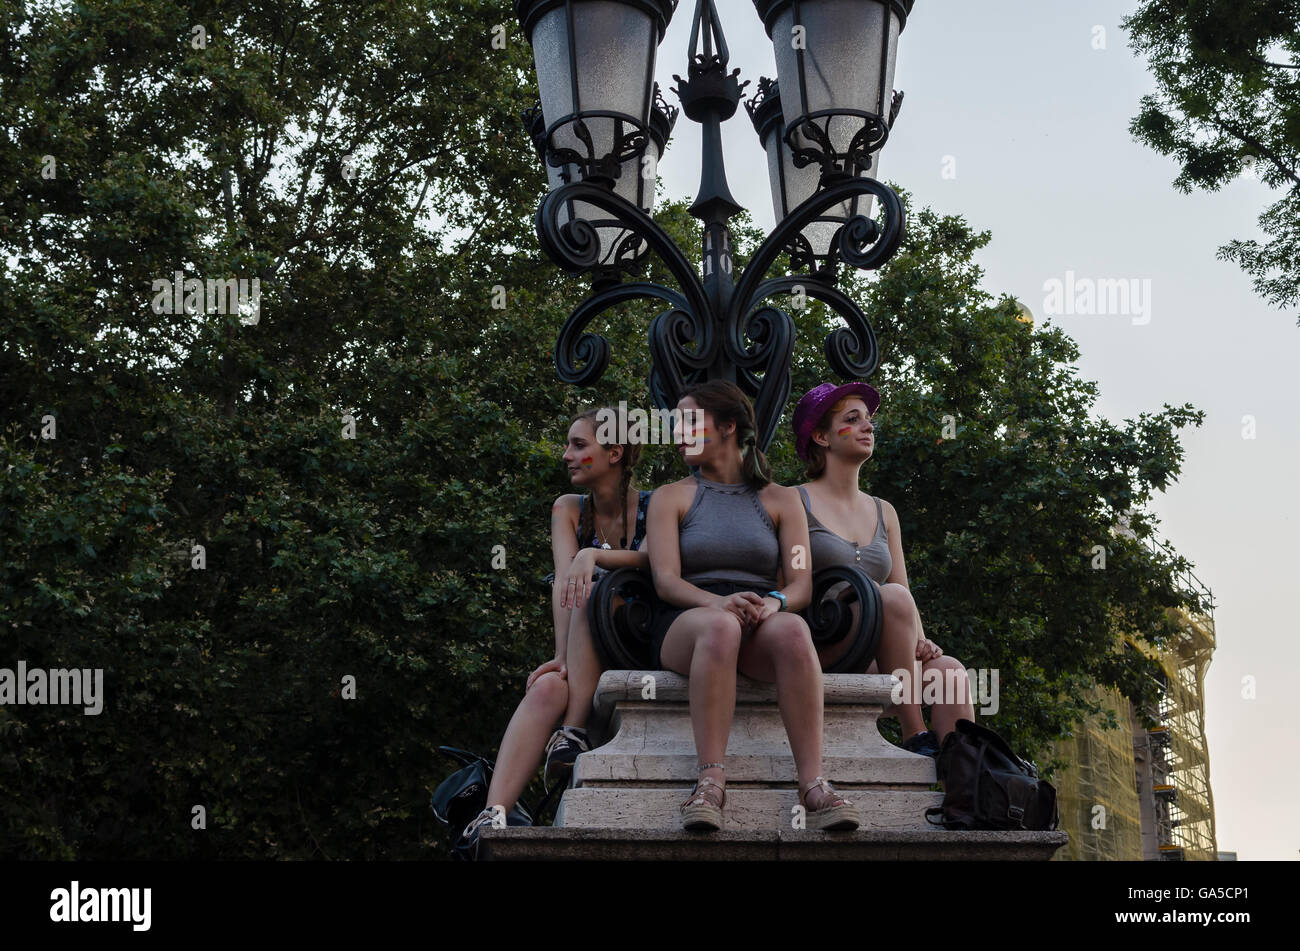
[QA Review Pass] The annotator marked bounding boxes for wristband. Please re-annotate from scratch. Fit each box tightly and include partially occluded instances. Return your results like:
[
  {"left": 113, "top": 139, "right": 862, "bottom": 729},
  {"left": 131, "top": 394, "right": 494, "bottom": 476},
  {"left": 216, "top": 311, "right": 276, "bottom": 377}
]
[{"left": 766, "top": 590, "right": 787, "bottom": 612}]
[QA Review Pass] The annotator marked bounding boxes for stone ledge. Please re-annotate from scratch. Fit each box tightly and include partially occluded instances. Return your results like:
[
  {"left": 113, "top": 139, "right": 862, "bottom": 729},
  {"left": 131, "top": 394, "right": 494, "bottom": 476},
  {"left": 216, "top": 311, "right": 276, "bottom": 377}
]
[
  {"left": 555, "top": 787, "right": 944, "bottom": 830},
  {"left": 594, "top": 671, "right": 900, "bottom": 719},
  {"left": 478, "top": 827, "right": 1069, "bottom": 861}
]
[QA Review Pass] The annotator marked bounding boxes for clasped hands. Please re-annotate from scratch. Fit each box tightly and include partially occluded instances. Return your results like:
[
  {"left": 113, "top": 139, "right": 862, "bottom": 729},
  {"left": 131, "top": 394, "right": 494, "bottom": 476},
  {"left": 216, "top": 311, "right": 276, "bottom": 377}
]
[{"left": 714, "top": 591, "right": 782, "bottom": 636}]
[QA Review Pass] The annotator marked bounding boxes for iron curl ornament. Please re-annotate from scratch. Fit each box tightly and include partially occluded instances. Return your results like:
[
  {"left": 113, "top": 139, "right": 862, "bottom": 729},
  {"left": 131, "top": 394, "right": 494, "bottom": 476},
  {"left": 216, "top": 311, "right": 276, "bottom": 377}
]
[
  {"left": 538, "top": 170, "right": 902, "bottom": 451},
  {"left": 520, "top": 0, "right": 912, "bottom": 452}
]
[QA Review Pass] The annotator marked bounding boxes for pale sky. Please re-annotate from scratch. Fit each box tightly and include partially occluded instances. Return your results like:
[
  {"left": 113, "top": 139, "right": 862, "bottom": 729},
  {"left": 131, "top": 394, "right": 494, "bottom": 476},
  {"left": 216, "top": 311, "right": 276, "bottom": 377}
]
[{"left": 647, "top": 0, "right": 1299, "bottom": 861}]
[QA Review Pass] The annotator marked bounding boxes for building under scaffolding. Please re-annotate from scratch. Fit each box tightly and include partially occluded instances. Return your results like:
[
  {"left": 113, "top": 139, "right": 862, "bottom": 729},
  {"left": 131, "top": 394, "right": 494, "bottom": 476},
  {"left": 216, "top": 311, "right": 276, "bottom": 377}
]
[{"left": 1051, "top": 536, "right": 1218, "bottom": 861}]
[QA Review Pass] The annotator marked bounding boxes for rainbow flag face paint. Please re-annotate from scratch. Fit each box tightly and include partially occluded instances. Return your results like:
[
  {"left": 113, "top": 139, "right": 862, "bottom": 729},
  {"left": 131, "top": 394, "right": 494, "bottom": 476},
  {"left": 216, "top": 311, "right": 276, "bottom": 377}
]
[
  {"left": 580, "top": 456, "right": 594, "bottom": 470},
  {"left": 837, "top": 426, "right": 852, "bottom": 438}
]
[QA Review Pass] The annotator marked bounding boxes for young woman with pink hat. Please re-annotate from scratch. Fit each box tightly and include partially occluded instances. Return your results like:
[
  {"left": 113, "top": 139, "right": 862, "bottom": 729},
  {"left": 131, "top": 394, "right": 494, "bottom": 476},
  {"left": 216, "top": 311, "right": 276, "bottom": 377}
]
[{"left": 792, "top": 382, "right": 975, "bottom": 755}]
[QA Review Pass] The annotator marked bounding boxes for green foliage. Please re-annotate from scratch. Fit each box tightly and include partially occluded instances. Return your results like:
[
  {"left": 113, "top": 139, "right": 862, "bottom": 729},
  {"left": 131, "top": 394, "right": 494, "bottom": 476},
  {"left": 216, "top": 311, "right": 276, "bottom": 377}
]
[
  {"left": 0, "top": 0, "right": 1204, "bottom": 857},
  {"left": 1123, "top": 0, "right": 1300, "bottom": 319},
  {"left": 723, "top": 192, "right": 1206, "bottom": 774}
]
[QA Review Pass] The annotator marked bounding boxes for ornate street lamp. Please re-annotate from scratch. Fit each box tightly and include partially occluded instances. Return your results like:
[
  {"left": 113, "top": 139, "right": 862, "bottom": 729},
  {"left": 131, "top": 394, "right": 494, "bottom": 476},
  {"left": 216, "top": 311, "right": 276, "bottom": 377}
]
[
  {"left": 518, "top": 0, "right": 913, "bottom": 451},
  {"left": 517, "top": 0, "right": 678, "bottom": 184},
  {"left": 748, "top": 77, "right": 891, "bottom": 277},
  {"left": 756, "top": 0, "right": 912, "bottom": 183},
  {"left": 526, "top": 88, "right": 678, "bottom": 277}
]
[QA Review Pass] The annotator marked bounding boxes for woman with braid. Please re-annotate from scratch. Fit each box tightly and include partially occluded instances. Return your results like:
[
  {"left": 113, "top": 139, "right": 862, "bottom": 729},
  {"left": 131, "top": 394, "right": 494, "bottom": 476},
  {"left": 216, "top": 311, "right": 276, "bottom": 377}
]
[
  {"left": 459, "top": 406, "right": 651, "bottom": 854},
  {"left": 645, "top": 380, "right": 860, "bottom": 832}
]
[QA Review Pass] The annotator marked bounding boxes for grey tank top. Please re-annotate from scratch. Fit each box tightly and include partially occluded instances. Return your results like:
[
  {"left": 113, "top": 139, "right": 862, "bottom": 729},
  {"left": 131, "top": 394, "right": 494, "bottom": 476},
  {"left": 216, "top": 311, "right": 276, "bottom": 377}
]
[
  {"left": 797, "top": 485, "right": 892, "bottom": 585},
  {"left": 677, "top": 472, "right": 781, "bottom": 588}
]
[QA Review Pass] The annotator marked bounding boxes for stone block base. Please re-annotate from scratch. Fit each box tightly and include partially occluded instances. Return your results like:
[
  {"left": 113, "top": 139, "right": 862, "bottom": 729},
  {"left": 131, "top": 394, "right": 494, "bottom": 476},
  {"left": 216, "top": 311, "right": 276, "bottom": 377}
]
[{"left": 478, "top": 827, "right": 1069, "bottom": 861}]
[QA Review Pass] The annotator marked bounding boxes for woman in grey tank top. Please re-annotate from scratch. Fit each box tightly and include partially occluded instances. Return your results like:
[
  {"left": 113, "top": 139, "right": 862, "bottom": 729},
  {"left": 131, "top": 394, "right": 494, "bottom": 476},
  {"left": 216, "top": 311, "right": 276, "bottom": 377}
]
[
  {"left": 646, "top": 380, "right": 860, "bottom": 832},
  {"left": 793, "top": 382, "right": 975, "bottom": 755}
]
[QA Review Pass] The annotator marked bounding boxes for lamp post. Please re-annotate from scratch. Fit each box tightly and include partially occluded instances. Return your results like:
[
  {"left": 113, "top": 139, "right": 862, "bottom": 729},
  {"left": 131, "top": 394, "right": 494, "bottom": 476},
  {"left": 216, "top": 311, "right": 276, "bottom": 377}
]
[{"left": 517, "top": 0, "right": 915, "bottom": 451}]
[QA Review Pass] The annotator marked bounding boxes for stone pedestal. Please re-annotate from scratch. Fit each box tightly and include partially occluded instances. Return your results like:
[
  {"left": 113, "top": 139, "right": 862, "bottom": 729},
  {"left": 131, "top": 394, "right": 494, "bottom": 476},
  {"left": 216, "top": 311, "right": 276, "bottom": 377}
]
[
  {"left": 556, "top": 670, "right": 939, "bottom": 831},
  {"left": 480, "top": 670, "right": 1067, "bottom": 859}
]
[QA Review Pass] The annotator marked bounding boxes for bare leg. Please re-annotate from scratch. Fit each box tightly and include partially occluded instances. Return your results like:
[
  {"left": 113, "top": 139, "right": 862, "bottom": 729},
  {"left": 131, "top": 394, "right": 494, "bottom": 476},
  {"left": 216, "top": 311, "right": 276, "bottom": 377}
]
[
  {"left": 482, "top": 671, "right": 569, "bottom": 813},
  {"left": 658, "top": 608, "right": 743, "bottom": 798},
  {"left": 875, "top": 584, "right": 926, "bottom": 739},
  {"left": 923, "top": 654, "right": 974, "bottom": 741},
  {"left": 816, "top": 584, "right": 926, "bottom": 739},
  {"left": 737, "top": 613, "right": 827, "bottom": 792},
  {"left": 561, "top": 597, "right": 601, "bottom": 729}
]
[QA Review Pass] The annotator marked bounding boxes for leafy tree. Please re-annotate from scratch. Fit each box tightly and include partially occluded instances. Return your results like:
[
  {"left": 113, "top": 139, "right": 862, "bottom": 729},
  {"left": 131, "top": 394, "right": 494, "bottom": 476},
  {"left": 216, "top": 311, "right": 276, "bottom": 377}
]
[
  {"left": 780, "top": 196, "right": 1206, "bottom": 769},
  {"left": 1, "top": 0, "right": 564, "bottom": 859},
  {"left": 1124, "top": 0, "right": 1300, "bottom": 320}
]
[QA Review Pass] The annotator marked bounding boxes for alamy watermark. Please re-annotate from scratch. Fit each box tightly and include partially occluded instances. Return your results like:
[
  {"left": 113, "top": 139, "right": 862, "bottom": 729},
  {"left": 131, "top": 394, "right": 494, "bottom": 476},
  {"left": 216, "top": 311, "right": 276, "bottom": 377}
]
[
  {"left": 1042, "top": 270, "right": 1151, "bottom": 325},
  {"left": 890, "top": 665, "right": 999, "bottom": 716},
  {"left": 151, "top": 272, "right": 261, "bottom": 324},
  {"left": 0, "top": 661, "right": 103, "bottom": 715},
  {"left": 595, "top": 401, "right": 705, "bottom": 453},
  {"left": 50, "top": 882, "right": 150, "bottom": 931}
]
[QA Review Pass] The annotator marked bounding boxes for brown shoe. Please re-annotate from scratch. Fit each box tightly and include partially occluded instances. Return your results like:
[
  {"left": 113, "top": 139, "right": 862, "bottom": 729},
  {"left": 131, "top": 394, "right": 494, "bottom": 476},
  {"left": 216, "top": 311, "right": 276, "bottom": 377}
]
[
  {"left": 800, "top": 776, "right": 860, "bottom": 831},
  {"left": 680, "top": 775, "right": 726, "bottom": 832}
]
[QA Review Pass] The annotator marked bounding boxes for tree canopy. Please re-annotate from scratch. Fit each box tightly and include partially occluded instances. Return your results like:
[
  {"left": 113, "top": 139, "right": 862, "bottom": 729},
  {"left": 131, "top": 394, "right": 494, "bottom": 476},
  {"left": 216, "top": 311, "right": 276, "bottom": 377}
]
[{"left": 1125, "top": 0, "right": 1300, "bottom": 321}]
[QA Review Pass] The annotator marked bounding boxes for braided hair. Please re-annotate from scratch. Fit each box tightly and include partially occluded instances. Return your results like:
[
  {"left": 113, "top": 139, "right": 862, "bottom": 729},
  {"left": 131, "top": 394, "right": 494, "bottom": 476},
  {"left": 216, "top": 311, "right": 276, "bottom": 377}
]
[
  {"left": 680, "top": 380, "right": 773, "bottom": 490},
  {"left": 570, "top": 406, "right": 643, "bottom": 550}
]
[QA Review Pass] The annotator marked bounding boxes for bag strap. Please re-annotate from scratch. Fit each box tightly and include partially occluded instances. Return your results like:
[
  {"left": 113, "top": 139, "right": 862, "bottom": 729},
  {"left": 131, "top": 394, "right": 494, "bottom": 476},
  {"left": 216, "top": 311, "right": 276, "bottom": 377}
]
[
  {"left": 972, "top": 741, "right": 988, "bottom": 822},
  {"left": 438, "top": 746, "right": 485, "bottom": 768},
  {"left": 957, "top": 719, "right": 1033, "bottom": 774}
]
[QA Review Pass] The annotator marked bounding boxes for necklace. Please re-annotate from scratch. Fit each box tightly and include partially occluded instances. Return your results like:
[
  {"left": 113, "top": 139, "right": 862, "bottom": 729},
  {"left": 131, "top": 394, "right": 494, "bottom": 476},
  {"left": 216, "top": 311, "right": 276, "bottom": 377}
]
[
  {"left": 591, "top": 491, "right": 631, "bottom": 550},
  {"left": 595, "top": 523, "right": 626, "bottom": 550}
]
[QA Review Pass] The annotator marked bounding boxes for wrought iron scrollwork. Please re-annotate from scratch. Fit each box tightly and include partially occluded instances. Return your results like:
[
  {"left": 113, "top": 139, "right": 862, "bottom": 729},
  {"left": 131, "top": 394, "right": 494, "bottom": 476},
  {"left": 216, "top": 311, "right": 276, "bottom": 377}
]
[
  {"left": 745, "top": 276, "right": 881, "bottom": 382},
  {"left": 787, "top": 111, "right": 891, "bottom": 182},
  {"left": 587, "top": 567, "right": 662, "bottom": 670},
  {"left": 538, "top": 174, "right": 902, "bottom": 448},
  {"left": 801, "top": 565, "right": 883, "bottom": 674}
]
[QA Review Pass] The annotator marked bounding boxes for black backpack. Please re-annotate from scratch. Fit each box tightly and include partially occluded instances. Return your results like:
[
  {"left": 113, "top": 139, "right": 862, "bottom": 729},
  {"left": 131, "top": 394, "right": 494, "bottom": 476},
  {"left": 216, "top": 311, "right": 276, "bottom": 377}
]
[
  {"left": 430, "top": 747, "right": 562, "bottom": 860},
  {"left": 925, "top": 719, "right": 1059, "bottom": 831}
]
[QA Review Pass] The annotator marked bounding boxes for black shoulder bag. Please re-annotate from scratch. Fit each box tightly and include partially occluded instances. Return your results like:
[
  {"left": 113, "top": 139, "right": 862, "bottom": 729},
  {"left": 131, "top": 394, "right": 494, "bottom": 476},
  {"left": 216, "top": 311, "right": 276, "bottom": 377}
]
[
  {"left": 925, "top": 719, "right": 1059, "bottom": 831},
  {"left": 430, "top": 746, "right": 563, "bottom": 860}
]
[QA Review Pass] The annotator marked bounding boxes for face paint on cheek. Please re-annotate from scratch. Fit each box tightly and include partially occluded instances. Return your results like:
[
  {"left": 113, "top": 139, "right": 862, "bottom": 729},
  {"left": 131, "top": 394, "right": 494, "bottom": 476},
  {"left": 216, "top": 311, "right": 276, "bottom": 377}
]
[
  {"left": 580, "top": 456, "right": 594, "bottom": 470},
  {"left": 837, "top": 426, "right": 852, "bottom": 438}
]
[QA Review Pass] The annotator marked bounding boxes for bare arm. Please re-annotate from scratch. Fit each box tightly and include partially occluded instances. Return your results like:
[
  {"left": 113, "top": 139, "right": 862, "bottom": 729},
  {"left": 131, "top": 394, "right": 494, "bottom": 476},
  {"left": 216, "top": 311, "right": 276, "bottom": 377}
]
[
  {"left": 550, "top": 494, "right": 581, "bottom": 659},
  {"left": 591, "top": 547, "right": 650, "bottom": 571},
  {"left": 765, "top": 484, "right": 813, "bottom": 613},
  {"left": 646, "top": 482, "right": 725, "bottom": 609},
  {"left": 880, "top": 499, "right": 910, "bottom": 588}
]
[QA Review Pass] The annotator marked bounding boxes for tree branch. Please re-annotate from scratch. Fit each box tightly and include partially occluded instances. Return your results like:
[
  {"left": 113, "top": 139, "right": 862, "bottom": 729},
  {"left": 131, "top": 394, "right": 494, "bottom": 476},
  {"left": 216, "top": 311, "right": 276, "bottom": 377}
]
[
  {"left": 1252, "top": 55, "right": 1300, "bottom": 69},
  {"left": 1209, "top": 112, "right": 1300, "bottom": 188}
]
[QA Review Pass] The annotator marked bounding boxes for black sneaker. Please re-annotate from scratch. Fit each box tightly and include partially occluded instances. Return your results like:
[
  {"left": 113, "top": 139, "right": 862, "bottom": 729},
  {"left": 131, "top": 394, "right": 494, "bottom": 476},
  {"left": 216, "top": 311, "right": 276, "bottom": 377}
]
[
  {"left": 543, "top": 726, "right": 591, "bottom": 791},
  {"left": 901, "top": 730, "right": 941, "bottom": 758}
]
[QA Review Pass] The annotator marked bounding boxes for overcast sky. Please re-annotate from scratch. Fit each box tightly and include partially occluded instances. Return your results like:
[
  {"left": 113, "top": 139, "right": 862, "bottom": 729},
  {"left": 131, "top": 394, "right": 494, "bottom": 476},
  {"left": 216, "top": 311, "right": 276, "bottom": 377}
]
[{"left": 643, "top": 0, "right": 1298, "bottom": 861}]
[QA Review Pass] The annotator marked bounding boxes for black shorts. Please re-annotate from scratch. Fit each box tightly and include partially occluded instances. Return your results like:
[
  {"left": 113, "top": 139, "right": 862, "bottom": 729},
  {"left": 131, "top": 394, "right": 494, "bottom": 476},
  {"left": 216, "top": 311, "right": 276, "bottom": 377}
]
[{"left": 648, "top": 581, "right": 773, "bottom": 669}]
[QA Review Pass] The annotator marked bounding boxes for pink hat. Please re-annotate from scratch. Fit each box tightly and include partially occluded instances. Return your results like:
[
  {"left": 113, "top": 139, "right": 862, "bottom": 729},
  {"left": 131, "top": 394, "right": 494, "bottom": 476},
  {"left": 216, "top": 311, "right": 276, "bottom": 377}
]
[{"left": 792, "top": 382, "right": 881, "bottom": 461}]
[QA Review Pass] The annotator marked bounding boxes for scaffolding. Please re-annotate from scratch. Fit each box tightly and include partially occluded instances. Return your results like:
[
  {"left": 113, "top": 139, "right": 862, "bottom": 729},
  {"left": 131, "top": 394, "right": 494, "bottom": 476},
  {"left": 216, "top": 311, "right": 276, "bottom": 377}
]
[
  {"left": 1051, "top": 534, "right": 1218, "bottom": 860},
  {"left": 1138, "top": 603, "right": 1217, "bottom": 860},
  {"left": 1051, "top": 685, "right": 1145, "bottom": 861}
]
